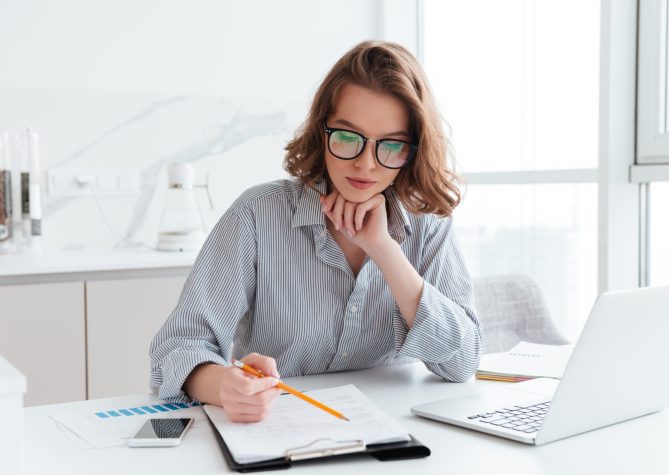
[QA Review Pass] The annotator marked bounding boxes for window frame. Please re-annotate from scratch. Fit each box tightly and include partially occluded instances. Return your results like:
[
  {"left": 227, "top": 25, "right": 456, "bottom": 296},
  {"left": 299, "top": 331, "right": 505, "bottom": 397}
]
[
  {"left": 632, "top": 0, "right": 669, "bottom": 285},
  {"left": 637, "top": 0, "right": 669, "bottom": 164}
]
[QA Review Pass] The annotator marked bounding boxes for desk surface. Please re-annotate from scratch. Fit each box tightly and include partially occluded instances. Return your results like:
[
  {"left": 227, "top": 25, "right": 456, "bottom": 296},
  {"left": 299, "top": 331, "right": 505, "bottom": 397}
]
[{"left": 24, "top": 362, "right": 669, "bottom": 475}]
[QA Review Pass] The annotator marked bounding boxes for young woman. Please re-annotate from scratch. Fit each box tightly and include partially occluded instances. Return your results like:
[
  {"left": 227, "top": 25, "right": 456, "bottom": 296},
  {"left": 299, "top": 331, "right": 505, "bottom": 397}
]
[{"left": 150, "top": 40, "right": 483, "bottom": 422}]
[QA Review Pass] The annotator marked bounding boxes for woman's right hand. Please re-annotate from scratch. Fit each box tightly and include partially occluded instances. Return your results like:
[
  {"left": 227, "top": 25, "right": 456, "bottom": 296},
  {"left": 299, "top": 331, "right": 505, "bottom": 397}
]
[{"left": 216, "top": 353, "right": 282, "bottom": 422}]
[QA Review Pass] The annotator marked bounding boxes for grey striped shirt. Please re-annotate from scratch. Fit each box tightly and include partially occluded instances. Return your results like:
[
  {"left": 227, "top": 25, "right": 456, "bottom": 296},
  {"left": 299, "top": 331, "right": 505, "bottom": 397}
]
[{"left": 150, "top": 178, "right": 483, "bottom": 402}]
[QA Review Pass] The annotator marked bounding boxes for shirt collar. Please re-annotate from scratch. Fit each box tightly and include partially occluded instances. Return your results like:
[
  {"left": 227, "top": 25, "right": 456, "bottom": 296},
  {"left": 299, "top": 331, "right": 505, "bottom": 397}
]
[
  {"left": 384, "top": 184, "right": 412, "bottom": 242},
  {"left": 291, "top": 180, "right": 328, "bottom": 229},
  {"left": 291, "top": 180, "right": 412, "bottom": 242}
]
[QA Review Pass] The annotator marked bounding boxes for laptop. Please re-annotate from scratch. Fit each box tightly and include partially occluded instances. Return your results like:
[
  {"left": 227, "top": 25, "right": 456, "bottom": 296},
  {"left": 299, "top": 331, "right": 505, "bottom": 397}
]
[{"left": 411, "top": 286, "right": 669, "bottom": 445}]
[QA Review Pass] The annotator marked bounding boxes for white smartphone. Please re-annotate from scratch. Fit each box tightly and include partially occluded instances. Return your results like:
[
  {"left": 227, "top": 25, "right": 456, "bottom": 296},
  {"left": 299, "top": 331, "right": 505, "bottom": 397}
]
[{"left": 128, "top": 418, "right": 194, "bottom": 447}]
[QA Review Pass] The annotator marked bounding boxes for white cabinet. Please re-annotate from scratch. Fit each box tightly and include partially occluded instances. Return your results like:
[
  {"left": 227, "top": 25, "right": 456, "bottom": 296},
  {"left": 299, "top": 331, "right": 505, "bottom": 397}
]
[
  {"left": 0, "top": 272, "right": 189, "bottom": 405},
  {"left": 86, "top": 276, "right": 187, "bottom": 399},
  {"left": 0, "top": 282, "right": 86, "bottom": 406},
  {"left": 0, "top": 356, "right": 26, "bottom": 475}
]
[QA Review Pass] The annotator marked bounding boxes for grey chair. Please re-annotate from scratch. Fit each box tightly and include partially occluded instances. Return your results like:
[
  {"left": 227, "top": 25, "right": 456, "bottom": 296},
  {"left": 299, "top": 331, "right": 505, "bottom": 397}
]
[{"left": 472, "top": 274, "right": 570, "bottom": 354}]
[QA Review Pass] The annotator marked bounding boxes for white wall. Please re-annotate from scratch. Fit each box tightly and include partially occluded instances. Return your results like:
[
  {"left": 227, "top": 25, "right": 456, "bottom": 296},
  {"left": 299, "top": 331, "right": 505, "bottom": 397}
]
[{"left": 0, "top": 0, "right": 384, "bottom": 251}]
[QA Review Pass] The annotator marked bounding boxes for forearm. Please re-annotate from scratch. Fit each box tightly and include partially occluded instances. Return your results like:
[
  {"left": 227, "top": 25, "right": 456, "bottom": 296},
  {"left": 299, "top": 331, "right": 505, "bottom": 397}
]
[
  {"left": 183, "top": 363, "right": 226, "bottom": 405},
  {"left": 368, "top": 238, "right": 423, "bottom": 327}
]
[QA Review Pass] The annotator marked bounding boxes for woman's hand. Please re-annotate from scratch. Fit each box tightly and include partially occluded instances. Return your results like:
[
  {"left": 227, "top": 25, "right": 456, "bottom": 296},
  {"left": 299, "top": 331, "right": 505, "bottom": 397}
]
[
  {"left": 320, "top": 190, "right": 393, "bottom": 254},
  {"left": 216, "top": 353, "right": 282, "bottom": 422}
]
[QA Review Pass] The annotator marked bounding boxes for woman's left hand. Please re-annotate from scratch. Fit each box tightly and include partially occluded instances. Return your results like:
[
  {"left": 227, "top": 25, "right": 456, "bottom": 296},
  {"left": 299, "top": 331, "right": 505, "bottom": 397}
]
[{"left": 320, "top": 190, "right": 393, "bottom": 254}]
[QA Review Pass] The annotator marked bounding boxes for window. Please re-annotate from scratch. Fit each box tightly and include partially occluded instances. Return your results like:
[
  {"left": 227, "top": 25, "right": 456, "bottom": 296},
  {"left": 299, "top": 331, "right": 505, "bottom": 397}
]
[
  {"left": 422, "top": 0, "right": 601, "bottom": 339},
  {"left": 455, "top": 184, "right": 597, "bottom": 338},
  {"left": 423, "top": 0, "right": 599, "bottom": 173}
]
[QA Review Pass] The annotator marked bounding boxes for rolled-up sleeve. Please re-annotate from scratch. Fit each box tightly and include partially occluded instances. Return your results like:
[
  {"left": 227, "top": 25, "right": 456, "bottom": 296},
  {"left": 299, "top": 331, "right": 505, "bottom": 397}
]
[
  {"left": 394, "top": 216, "right": 484, "bottom": 382},
  {"left": 149, "top": 206, "right": 257, "bottom": 402}
]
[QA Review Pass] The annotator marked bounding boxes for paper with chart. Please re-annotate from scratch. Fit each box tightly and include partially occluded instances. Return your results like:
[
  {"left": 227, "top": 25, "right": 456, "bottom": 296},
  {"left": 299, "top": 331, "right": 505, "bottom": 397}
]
[
  {"left": 204, "top": 384, "right": 410, "bottom": 464},
  {"left": 50, "top": 401, "right": 201, "bottom": 448}
]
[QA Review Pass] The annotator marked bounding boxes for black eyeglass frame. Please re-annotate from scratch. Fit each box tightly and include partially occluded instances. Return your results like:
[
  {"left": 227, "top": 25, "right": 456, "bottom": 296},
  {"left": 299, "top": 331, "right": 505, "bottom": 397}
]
[{"left": 323, "top": 123, "right": 417, "bottom": 169}]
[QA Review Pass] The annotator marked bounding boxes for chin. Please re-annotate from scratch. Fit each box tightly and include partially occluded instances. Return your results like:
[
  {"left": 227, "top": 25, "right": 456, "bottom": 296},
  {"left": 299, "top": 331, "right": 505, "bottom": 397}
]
[{"left": 336, "top": 185, "right": 372, "bottom": 202}]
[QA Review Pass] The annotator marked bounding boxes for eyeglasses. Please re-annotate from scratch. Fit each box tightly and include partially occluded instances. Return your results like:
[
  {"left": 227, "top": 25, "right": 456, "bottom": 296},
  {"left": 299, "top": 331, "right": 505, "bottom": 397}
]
[{"left": 324, "top": 123, "right": 416, "bottom": 169}]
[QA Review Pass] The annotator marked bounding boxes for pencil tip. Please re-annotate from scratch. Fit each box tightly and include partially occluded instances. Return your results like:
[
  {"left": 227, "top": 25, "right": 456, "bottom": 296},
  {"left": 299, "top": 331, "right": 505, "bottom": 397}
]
[{"left": 342, "top": 416, "right": 350, "bottom": 422}]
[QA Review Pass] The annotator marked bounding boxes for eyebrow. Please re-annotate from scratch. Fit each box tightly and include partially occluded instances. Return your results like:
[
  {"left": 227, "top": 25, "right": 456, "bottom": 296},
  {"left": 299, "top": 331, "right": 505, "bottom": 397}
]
[{"left": 331, "top": 118, "right": 410, "bottom": 139}]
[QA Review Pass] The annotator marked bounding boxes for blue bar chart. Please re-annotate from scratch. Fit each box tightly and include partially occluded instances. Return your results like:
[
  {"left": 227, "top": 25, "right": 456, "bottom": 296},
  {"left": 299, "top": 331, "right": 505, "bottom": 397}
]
[{"left": 95, "top": 402, "right": 199, "bottom": 419}]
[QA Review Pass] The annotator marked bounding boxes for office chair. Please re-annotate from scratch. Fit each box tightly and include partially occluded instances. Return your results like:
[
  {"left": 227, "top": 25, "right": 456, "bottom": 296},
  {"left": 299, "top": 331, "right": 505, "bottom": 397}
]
[{"left": 472, "top": 274, "right": 570, "bottom": 354}]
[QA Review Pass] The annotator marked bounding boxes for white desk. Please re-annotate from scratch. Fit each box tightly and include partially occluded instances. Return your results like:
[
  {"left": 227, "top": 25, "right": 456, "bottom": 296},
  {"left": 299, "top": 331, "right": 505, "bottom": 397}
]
[{"left": 23, "top": 363, "right": 669, "bottom": 475}]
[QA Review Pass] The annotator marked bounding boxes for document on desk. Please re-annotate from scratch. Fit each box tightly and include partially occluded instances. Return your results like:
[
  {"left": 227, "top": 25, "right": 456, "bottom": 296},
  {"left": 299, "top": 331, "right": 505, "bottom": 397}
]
[
  {"left": 205, "top": 384, "right": 410, "bottom": 464},
  {"left": 50, "top": 402, "right": 202, "bottom": 448},
  {"left": 476, "top": 341, "right": 575, "bottom": 381}
]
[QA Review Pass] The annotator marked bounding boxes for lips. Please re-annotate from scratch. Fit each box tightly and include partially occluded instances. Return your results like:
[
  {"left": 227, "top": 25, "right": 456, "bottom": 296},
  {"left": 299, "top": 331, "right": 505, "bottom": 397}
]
[{"left": 346, "top": 177, "right": 376, "bottom": 190}]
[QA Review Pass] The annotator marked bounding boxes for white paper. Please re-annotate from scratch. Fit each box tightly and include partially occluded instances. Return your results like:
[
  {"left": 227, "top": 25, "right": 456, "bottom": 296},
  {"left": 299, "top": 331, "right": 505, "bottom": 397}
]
[
  {"left": 205, "top": 384, "right": 410, "bottom": 464},
  {"left": 477, "top": 341, "right": 575, "bottom": 379},
  {"left": 50, "top": 406, "right": 202, "bottom": 448}
]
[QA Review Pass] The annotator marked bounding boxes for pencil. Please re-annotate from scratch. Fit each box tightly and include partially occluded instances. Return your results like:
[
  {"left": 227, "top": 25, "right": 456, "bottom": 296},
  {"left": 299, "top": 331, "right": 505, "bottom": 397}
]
[{"left": 232, "top": 360, "right": 350, "bottom": 421}]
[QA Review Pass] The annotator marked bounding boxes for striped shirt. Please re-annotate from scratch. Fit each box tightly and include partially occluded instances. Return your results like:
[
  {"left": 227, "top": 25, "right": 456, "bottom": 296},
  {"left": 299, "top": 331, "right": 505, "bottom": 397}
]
[{"left": 150, "top": 178, "right": 483, "bottom": 402}]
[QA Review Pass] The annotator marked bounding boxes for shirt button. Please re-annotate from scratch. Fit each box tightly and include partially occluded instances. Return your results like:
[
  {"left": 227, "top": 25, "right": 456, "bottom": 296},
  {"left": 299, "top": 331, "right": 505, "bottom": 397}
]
[
  {"left": 350, "top": 305, "right": 358, "bottom": 313},
  {"left": 341, "top": 352, "right": 349, "bottom": 357}
]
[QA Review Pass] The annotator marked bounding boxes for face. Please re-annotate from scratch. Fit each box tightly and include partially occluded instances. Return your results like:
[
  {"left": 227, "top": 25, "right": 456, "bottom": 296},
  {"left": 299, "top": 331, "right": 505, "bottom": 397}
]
[{"left": 324, "top": 83, "right": 410, "bottom": 202}]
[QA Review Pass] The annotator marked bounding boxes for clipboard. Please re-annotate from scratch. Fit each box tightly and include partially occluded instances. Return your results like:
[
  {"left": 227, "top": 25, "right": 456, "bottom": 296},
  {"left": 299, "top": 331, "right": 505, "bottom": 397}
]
[{"left": 205, "top": 413, "right": 431, "bottom": 472}]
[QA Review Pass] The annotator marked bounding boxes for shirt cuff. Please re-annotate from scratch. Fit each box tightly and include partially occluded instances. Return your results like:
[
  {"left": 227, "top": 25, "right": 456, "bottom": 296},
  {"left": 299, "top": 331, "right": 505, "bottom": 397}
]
[{"left": 155, "top": 348, "right": 227, "bottom": 403}]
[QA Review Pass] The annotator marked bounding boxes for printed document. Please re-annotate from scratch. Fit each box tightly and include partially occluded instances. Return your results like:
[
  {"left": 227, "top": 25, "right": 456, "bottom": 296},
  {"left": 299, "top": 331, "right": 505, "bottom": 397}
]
[
  {"left": 477, "top": 341, "right": 574, "bottom": 380},
  {"left": 205, "top": 384, "right": 410, "bottom": 464}
]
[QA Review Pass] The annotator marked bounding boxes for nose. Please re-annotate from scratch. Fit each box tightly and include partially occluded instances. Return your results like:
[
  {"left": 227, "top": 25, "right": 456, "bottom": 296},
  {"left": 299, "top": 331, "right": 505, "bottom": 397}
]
[{"left": 355, "top": 140, "right": 377, "bottom": 170}]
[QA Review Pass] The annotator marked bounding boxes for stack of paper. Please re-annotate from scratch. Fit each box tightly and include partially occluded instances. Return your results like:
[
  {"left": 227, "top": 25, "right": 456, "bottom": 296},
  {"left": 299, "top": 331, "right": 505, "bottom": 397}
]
[
  {"left": 205, "top": 384, "right": 410, "bottom": 464},
  {"left": 476, "top": 341, "right": 574, "bottom": 382}
]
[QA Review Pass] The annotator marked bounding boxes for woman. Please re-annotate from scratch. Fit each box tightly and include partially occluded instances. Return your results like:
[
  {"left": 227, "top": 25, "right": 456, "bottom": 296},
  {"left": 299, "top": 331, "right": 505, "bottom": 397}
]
[{"left": 150, "top": 40, "right": 483, "bottom": 422}]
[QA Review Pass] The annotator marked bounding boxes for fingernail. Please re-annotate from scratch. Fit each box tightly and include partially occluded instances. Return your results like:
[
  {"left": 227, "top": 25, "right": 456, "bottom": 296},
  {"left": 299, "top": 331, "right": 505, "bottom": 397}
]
[
  {"left": 335, "top": 222, "right": 340, "bottom": 230},
  {"left": 346, "top": 230, "right": 353, "bottom": 238}
]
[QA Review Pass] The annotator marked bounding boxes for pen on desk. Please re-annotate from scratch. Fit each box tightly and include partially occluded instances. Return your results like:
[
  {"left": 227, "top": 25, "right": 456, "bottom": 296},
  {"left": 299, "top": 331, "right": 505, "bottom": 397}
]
[{"left": 232, "top": 360, "right": 350, "bottom": 422}]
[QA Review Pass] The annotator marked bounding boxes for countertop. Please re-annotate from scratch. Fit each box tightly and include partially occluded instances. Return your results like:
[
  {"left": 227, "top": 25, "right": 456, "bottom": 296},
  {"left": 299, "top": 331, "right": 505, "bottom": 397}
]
[{"left": 0, "top": 248, "right": 198, "bottom": 284}]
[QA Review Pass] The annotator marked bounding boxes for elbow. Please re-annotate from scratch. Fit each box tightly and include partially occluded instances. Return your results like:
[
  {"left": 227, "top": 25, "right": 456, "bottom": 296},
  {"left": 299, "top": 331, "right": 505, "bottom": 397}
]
[
  {"left": 464, "top": 325, "right": 484, "bottom": 378},
  {"left": 445, "top": 323, "right": 483, "bottom": 382},
  {"left": 428, "top": 345, "right": 481, "bottom": 383},
  {"left": 460, "top": 311, "right": 484, "bottom": 373}
]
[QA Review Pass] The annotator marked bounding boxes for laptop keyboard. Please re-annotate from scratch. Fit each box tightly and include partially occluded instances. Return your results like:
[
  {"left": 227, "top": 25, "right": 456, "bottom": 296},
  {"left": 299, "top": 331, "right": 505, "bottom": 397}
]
[{"left": 467, "top": 401, "right": 551, "bottom": 434}]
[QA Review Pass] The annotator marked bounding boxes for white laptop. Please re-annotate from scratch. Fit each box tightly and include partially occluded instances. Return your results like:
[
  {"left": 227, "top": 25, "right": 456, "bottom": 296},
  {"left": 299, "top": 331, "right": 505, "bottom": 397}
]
[{"left": 411, "top": 286, "right": 669, "bottom": 445}]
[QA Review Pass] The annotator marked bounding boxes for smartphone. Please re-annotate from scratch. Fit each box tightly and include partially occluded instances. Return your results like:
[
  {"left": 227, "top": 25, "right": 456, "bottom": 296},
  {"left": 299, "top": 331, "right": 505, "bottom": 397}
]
[{"left": 128, "top": 418, "right": 194, "bottom": 447}]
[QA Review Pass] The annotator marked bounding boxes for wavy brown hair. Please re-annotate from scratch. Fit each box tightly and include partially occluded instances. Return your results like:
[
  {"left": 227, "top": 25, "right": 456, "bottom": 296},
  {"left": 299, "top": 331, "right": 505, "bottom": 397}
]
[{"left": 284, "top": 40, "right": 461, "bottom": 217}]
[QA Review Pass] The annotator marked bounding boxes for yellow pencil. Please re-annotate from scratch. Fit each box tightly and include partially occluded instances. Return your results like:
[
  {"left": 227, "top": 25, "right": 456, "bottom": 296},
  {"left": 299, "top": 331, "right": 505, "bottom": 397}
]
[{"left": 232, "top": 360, "right": 350, "bottom": 421}]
